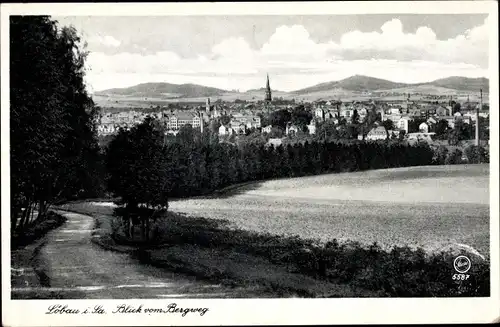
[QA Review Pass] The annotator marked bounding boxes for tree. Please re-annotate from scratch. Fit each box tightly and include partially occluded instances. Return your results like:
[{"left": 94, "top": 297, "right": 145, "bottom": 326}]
[
  {"left": 464, "top": 145, "right": 488, "bottom": 164},
  {"left": 406, "top": 118, "right": 427, "bottom": 133},
  {"left": 291, "top": 105, "right": 313, "bottom": 131},
  {"left": 434, "top": 119, "right": 450, "bottom": 137},
  {"left": 316, "top": 120, "right": 338, "bottom": 141},
  {"left": 453, "top": 102, "right": 461, "bottom": 114},
  {"left": 269, "top": 126, "right": 284, "bottom": 138},
  {"left": 220, "top": 114, "right": 231, "bottom": 126},
  {"left": 445, "top": 149, "right": 463, "bottom": 165},
  {"left": 382, "top": 119, "right": 395, "bottom": 131},
  {"left": 269, "top": 109, "right": 292, "bottom": 129},
  {"left": 447, "top": 120, "right": 470, "bottom": 145},
  {"left": 351, "top": 109, "right": 360, "bottom": 124},
  {"left": 434, "top": 145, "right": 449, "bottom": 165},
  {"left": 477, "top": 116, "right": 490, "bottom": 141},
  {"left": 177, "top": 124, "right": 195, "bottom": 144},
  {"left": 106, "top": 117, "right": 169, "bottom": 240},
  {"left": 10, "top": 16, "right": 101, "bottom": 235}
]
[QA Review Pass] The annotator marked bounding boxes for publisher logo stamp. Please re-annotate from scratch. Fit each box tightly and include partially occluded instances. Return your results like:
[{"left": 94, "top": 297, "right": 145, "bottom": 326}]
[{"left": 453, "top": 255, "right": 471, "bottom": 274}]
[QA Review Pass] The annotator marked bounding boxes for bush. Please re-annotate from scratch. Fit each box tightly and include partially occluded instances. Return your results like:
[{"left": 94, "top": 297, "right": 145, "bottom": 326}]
[
  {"left": 433, "top": 145, "right": 449, "bottom": 165},
  {"left": 445, "top": 149, "right": 463, "bottom": 165},
  {"left": 464, "top": 145, "right": 489, "bottom": 164},
  {"left": 132, "top": 211, "right": 489, "bottom": 297}
]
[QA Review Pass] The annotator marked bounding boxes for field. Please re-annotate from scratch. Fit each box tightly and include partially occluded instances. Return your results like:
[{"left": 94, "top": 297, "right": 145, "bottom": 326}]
[
  {"left": 93, "top": 89, "right": 490, "bottom": 108},
  {"left": 169, "top": 164, "right": 490, "bottom": 257}
]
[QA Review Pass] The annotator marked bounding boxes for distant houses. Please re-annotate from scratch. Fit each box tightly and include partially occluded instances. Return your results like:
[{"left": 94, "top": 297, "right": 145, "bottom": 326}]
[
  {"left": 365, "top": 126, "right": 388, "bottom": 141},
  {"left": 285, "top": 123, "right": 299, "bottom": 136},
  {"left": 96, "top": 84, "right": 489, "bottom": 151}
]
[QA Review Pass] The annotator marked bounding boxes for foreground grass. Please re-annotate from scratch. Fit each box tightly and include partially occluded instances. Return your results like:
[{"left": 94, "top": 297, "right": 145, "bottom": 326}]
[
  {"left": 63, "top": 202, "right": 490, "bottom": 297},
  {"left": 132, "top": 212, "right": 490, "bottom": 297}
]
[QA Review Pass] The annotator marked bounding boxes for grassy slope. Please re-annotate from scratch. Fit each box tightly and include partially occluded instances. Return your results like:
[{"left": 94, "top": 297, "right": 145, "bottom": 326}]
[
  {"left": 170, "top": 165, "right": 490, "bottom": 257},
  {"left": 61, "top": 165, "right": 490, "bottom": 297}
]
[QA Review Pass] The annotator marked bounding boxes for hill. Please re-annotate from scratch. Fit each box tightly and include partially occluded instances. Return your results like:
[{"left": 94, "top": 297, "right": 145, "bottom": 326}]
[
  {"left": 293, "top": 75, "right": 409, "bottom": 94},
  {"left": 92, "top": 75, "right": 489, "bottom": 107},
  {"left": 420, "top": 76, "right": 489, "bottom": 92},
  {"left": 293, "top": 75, "right": 489, "bottom": 95},
  {"left": 95, "top": 82, "right": 230, "bottom": 98}
]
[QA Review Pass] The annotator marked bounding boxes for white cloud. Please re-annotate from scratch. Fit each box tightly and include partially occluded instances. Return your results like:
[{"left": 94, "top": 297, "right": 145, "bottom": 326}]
[
  {"left": 89, "top": 35, "right": 122, "bottom": 47},
  {"left": 84, "top": 17, "right": 489, "bottom": 92}
]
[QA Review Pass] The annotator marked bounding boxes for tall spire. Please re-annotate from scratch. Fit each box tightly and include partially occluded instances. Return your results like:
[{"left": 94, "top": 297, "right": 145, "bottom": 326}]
[{"left": 265, "top": 73, "right": 272, "bottom": 102}]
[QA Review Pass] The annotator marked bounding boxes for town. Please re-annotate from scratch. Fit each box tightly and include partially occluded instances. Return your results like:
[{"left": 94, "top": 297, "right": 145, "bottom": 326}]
[{"left": 97, "top": 74, "right": 490, "bottom": 151}]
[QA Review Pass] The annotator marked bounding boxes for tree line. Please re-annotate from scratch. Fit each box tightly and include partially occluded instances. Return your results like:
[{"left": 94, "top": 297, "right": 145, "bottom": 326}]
[
  {"left": 10, "top": 16, "right": 103, "bottom": 237},
  {"left": 105, "top": 117, "right": 435, "bottom": 239}
]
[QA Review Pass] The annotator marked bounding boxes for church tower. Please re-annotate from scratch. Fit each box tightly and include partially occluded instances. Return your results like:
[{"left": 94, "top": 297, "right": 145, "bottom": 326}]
[{"left": 265, "top": 73, "right": 272, "bottom": 102}]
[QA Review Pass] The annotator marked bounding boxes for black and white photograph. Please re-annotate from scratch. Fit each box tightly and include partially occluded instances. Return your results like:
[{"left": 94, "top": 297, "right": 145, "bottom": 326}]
[{"left": 2, "top": 1, "right": 499, "bottom": 326}]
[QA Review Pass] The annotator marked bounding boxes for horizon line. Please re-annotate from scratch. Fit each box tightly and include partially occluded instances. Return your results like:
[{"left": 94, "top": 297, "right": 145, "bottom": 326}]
[{"left": 91, "top": 73, "right": 490, "bottom": 94}]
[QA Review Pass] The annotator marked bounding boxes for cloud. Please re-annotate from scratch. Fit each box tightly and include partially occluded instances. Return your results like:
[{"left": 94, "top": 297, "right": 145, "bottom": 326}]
[
  {"left": 84, "top": 17, "right": 489, "bottom": 91},
  {"left": 89, "top": 35, "right": 122, "bottom": 47}
]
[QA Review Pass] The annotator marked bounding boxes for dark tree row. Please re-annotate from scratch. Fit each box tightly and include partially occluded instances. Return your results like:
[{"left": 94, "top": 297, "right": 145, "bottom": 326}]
[
  {"left": 106, "top": 118, "right": 435, "bottom": 209},
  {"left": 10, "top": 16, "right": 103, "bottom": 235}
]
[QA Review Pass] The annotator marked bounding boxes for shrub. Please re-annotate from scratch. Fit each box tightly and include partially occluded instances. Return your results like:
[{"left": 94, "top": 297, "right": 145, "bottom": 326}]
[
  {"left": 132, "top": 210, "right": 489, "bottom": 297},
  {"left": 445, "top": 149, "right": 463, "bottom": 165},
  {"left": 464, "top": 145, "right": 489, "bottom": 164},
  {"left": 433, "top": 145, "right": 449, "bottom": 165}
]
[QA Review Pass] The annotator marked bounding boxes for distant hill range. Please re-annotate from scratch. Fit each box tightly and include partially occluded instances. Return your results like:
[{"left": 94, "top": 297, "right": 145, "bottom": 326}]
[
  {"left": 95, "top": 82, "right": 228, "bottom": 98},
  {"left": 292, "top": 75, "right": 489, "bottom": 94},
  {"left": 94, "top": 75, "right": 489, "bottom": 102}
]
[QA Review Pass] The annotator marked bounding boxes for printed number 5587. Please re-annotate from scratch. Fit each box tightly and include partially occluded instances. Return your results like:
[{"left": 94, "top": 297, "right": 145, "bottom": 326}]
[{"left": 452, "top": 274, "right": 470, "bottom": 280}]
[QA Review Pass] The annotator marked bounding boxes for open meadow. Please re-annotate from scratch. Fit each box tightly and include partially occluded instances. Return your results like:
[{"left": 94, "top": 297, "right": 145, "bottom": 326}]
[{"left": 169, "top": 164, "right": 490, "bottom": 257}]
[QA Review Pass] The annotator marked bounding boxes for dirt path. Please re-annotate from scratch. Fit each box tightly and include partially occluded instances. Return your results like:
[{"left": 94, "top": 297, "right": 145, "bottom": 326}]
[{"left": 11, "top": 211, "right": 266, "bottom": 299}]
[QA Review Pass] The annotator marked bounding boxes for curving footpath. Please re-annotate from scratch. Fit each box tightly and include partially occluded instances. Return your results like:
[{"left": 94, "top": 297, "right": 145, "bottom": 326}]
[{"left": 11, "top": 211, "right": 263, "bottom": 299}]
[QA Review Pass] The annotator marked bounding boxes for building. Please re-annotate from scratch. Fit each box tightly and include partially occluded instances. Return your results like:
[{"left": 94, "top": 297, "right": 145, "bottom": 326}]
[
  {"left": 307, "top": 120, "right": 317, "bottom": 135},
  {"left": 366, "top": 126, "right": 388, "bottom": 141},
  {"left": 219, "top": 125, "right": 233, "bottom": 136},
  {"left": 265, "top": 73, "right": 272, "bottom": 102},
  {"left": 419, "top": 122, "right": 430, "bottom": 133},
  {"left": 266, "top": 138, "right": 284, "bottom": 148},
  {"left": 387, "top": 130, "right": 401, "bottom": 139},
  {"left": 231, "top": 113, "right": 261, "bottom": 130},
  {"left": 228, "top": 120, "right": 246, "bottom": 134},
  {"left": 397, "top": 116, "right": 413, "bottom": 133},
  {"left": 314, "top": 107, "right": 325, "bottom": 120},
  {"left": 435, "top": 106, "right": 451, "bottom": 117},
  {"left": 406, "top": 132, "right": 436, "bottom": 144},
  {"left": 262, "top": 125, "right": 273, "bottom": 134},
  {"left": 286, "top": 123, "right": 299, "bottom": 136},
  {"left": 165, "top": 112, "right": 201, "bottom": 130}
]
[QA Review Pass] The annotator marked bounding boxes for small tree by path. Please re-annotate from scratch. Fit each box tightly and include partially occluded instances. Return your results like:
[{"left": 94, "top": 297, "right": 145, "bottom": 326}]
[{"left": 106, "top": 117, "right": 169, "bottom": 241}]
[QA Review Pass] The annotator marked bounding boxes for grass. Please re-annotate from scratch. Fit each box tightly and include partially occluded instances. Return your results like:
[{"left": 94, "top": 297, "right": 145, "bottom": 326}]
[
  {"left": 60, "top": 165, "right": 490, "bottom": 297},
  {"left": 63, "top": 197, "right": 489, "bottom": 297},
  {"left": 141, "top": 212, "right": 490, "bottom": 297},
  {"left": 169, "top": 165, "right": 490, "bottom": 257}
]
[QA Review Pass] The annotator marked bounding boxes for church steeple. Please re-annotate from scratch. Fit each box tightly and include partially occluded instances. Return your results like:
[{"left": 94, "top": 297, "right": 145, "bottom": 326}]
[{"left": 265, "top": 73, "right": 272, "bottom": 102}]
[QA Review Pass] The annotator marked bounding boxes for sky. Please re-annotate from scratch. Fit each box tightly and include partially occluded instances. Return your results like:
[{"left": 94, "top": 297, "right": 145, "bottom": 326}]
[{"left": 53, "top": 14, "right": 490, "bottom": 93}]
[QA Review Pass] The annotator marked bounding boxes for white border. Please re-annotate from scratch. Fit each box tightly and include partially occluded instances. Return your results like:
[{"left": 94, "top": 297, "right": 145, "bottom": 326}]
[{"left": 1, "top": 2, "right": 499, "bottom": 326}]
